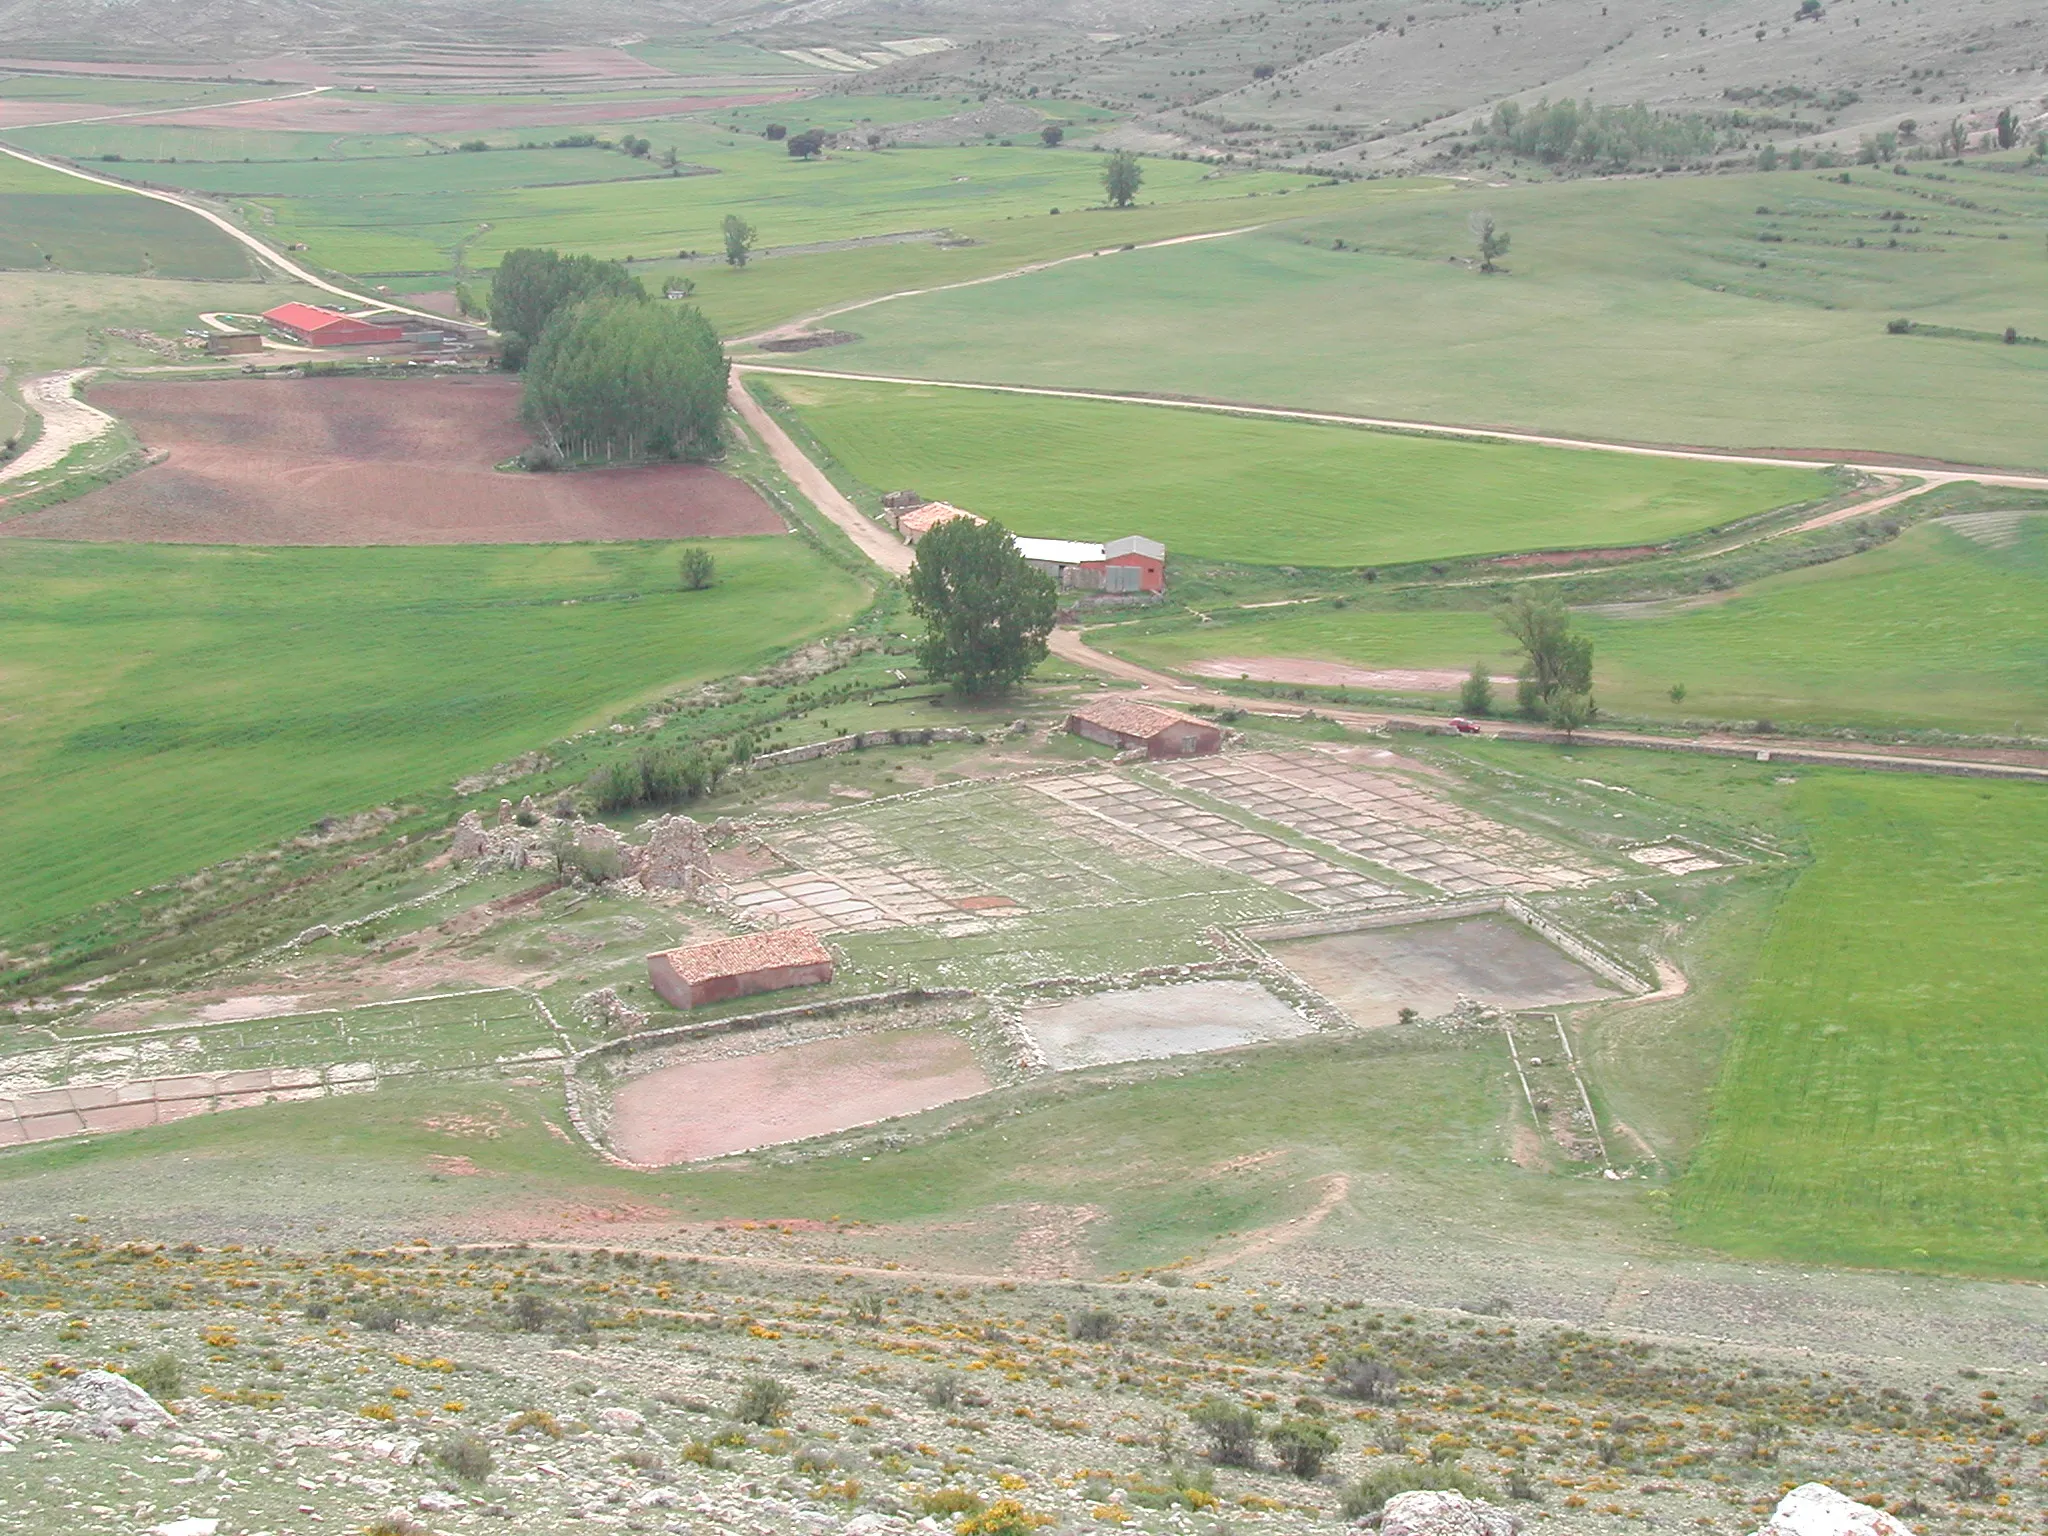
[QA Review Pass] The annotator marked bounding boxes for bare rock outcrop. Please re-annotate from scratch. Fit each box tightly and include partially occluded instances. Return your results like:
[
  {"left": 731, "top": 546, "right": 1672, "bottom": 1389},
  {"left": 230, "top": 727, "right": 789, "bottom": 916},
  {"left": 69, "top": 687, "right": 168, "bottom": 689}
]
[
  {"left": 451, "top": 810, "right": 491, "bottom": 860},
  {"left": 54, "top": 1369, "right": 176, "bottom": 1439},
  {"left": 1375, "top": 1490, "right": 1522, "bottom": 1536},
  {"left": 638, "top": 813, "right": 715, "bottom": 895},
  {"left": 1751, "top": 1484, "right": 1914, "bottom": 1536}
]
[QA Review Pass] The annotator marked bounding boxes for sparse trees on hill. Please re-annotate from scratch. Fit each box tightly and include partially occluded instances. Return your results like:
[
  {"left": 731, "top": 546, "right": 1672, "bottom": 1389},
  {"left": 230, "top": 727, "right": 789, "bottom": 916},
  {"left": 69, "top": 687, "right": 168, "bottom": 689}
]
[
  {"left": 1103, "top": 150, "right": 1143, "bottom": 207},
  {"left": 722, "top": 214, "right": 757, "bottom": 268},
  {"left": 905, "top": 518, "right": 1058, "bottom": 695},
  {"left": 521, "top": 296, "right": 727, "bottom": 463},
  {"left": 489, "top": 247, "right": 644, "bottom": 371}
]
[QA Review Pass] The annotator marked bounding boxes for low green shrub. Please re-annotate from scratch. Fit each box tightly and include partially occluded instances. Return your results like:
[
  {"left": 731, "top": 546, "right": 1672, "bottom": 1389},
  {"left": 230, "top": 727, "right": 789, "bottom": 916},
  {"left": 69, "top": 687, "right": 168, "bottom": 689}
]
[{"left": 1340, "top": 1462, "right": 1487, "bottom": 1520}]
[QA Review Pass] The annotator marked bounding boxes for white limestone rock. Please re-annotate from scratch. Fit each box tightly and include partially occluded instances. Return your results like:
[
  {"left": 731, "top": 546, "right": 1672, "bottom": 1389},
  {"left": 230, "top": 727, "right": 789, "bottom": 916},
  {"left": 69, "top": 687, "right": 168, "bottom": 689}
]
[
  {"left": 56, "top": 1369, "right": 175, "bottom": 1439},
  {"left": 1376, "top": 1489, "right": 1523, "bottom": 1536},
  {"left": 1752, "top": 1484, "right": 1915, "bottom": 1536}
]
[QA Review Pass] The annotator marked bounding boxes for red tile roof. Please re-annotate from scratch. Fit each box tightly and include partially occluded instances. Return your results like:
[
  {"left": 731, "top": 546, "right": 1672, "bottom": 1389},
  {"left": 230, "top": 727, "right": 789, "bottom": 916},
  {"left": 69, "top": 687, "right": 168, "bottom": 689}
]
[
  {"left": 264, "top": 302, "right": 352, "bottom": 331},
  {"left": 654, "top": 928, "right": 832, "bottom": 983},
  {"left": 1068, "top": 698, "right": 1216, "bottom": 741}
]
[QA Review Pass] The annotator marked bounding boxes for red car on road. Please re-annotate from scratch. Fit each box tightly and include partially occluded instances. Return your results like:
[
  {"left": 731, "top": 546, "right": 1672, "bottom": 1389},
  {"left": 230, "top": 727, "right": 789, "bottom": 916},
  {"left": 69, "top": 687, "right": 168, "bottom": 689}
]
[{"left": 1449, "top": 718, "right": 1484, "bottom": 735}]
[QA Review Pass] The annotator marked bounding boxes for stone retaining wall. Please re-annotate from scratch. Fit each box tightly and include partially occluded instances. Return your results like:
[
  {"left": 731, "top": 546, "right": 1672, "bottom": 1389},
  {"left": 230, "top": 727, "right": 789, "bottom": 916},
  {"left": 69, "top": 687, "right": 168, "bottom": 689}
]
[{"left": 749, "top": 727, "right": 980, "bottom": 770}]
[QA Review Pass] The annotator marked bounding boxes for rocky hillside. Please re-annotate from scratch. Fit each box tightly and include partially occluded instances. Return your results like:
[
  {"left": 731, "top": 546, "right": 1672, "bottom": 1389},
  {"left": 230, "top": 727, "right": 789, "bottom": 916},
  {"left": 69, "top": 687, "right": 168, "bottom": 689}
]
[{"left": 0, "top": 1229, "right": 2030, "bottom": 1535}]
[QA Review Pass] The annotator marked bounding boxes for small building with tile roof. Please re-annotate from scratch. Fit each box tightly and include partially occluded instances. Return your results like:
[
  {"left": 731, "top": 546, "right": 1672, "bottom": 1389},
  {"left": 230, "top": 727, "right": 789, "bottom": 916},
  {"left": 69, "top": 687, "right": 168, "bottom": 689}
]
[
  {"left": 895, "top": 501, "right": 985, "bottom": 543},
  {"left": 1066, "top": 697, "right": 1224, "bottom": 759},
  {"left": 645, "top": 928, "right": 835, "bottom": 1010}
]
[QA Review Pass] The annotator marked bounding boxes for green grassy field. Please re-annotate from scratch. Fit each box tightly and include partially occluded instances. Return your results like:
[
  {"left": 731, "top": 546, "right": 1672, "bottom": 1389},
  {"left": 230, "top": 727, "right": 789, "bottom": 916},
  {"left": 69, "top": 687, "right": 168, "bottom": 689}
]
[
  {"left": 0, "top": 152, "right": 255, "bottom": 278},
  {"left": 1101, "top": 516, "right": 2048, "bottom": 734},
  {"left": 0, "top": 76, "right": 263, "bottom": 108},
  {"left": 0, "top": 537, "right": 865, "bottom": 941},
  {"left": 15, "top": 126, "right": 1313, "bottom": 277},
  {"left": 788, "top": 165, "right": 2048, "bottom": 469},
  {"left": 1676, "top": 773, "right": 2048, "bottom": 1276},
  {"left": 771, "top": 376, "right": 1829, "bottom": 566}
]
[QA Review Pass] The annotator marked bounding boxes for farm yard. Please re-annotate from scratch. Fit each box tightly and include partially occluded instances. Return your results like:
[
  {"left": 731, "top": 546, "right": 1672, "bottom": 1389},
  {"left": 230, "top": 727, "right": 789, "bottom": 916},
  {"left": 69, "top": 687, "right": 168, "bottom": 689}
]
[
  {"left": 764, "top": 376, "right": 1832, "bottom": 566},
  {"left": 793, "top": 169, "right": 2048, "bottom": 471},
  {"left": 5, "top": 376, "right": 786, "bottom": 544}
]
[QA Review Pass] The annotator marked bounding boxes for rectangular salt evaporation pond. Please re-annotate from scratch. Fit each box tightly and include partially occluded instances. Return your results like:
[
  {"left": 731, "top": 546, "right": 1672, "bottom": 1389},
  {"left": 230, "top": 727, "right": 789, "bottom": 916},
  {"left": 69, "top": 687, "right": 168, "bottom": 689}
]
[
  {"left": 1018, "top": 980, "right": 1314, "bottom": 1071},
  {"left": 607, "top": 1028, "right": 989, "bottom": 1165},
  {"left": 1273, "top": 912, "right": 1621, "bottom": 1028}
]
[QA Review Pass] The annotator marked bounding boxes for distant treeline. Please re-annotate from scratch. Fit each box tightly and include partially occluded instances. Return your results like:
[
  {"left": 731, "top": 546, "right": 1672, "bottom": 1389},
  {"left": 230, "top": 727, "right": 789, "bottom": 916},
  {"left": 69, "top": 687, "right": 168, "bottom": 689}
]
[{"left": 1478, "top": 99, "right": 1737, "bottom": 167}]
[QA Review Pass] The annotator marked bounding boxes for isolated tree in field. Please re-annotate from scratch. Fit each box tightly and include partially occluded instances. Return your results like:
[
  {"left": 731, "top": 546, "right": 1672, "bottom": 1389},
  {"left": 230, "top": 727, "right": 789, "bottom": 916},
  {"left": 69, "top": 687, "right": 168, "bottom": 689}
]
[
  {"left": 1103, "top": 150, "right": 1143, "bottom": 207},
  {"left": 1756, "top": 142, "right": 1779, "bottom": 171},
  {"left": 679, "top": 547, "right": 716, "bottom": 590},
  {"left": 1459, "top": 662, "right": 1494, "bottom": 717},
  {"left": 1996, "top": 108, "right": 2019, "bottom": 151},
  {"left": 722, "top": 214, "right": 757, "bottom": 268},
  {"left": 1469, "top": 209, "right": 1511, "bottom": 272},
  {"left": 522, "top": 296, "right": 727, "bottom": 463},
  {"left": 1500, "top": 591, "right": 1593, "bottom": 718},
  {"left": 1040, "top": 124, "right": 1064, "bottom": 147},
  {"left": 489, "top": 247, "right": 643, "bottom": 370},
  {"left": 788, "top": 129, "right": 827, "bottom": 159},
  {"left": 905, "top": 518, "right": 1058, "bottom": 695},
  {"left": 764, "top": 123, "right": 787, "bottom": 141},
  {"left": 661, "top": 145, "right": 679, "bottom": 170}
]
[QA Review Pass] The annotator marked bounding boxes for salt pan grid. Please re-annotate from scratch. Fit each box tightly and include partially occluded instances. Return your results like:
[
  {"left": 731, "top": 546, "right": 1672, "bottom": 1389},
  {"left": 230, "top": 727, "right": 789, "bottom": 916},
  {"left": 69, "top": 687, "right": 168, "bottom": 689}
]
[
  {"left": 1027, "top": 772, "right": 1401, "bottom": 909},
  {"left": 1151, "top": 752, "right": 1610, "bottom": 894},
  {"left": 733, "top": 816, "right": 1023, "bottom": 935},
  {"left": 1624, "top": 843, "right": 1724, "bottom": 876}
]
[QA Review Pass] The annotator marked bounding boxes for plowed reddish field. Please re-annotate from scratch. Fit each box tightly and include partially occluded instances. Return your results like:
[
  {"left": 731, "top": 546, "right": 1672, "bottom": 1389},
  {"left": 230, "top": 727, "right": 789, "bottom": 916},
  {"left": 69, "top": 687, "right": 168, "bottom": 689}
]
[{"left": 4, "top": 376, "right": 784, "bottom": 544}]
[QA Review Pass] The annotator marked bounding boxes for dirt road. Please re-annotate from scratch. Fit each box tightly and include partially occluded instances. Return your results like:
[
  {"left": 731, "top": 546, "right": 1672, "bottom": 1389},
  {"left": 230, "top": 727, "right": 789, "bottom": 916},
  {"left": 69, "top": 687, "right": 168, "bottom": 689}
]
[
  {"left": 1051, "top": 629, "right": 2048, "bottom": 783},
  {"left": 742, "top": 364, "right": 2048, "bottom": 490},
  {"left": 728, "top": 374, "right": 912, "bottom": 575},
  {"left": 0, "top": 370, "right": 115, "bottom": 486}
]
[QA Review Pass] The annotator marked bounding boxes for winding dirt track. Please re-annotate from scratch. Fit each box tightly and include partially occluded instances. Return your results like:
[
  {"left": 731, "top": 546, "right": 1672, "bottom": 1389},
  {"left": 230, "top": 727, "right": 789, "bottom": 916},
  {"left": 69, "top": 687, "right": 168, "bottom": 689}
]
[{"left": 0, "top": 369, "right": 114, "bottom": 485}]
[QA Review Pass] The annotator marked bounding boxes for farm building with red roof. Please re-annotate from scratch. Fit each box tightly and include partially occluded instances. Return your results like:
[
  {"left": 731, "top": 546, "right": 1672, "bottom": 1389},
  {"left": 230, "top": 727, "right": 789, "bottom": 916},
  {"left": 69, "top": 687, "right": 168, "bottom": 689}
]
[
  {"left": 263, "top": 302, "right": 406, "bottom": 348},
  {"left": 645, "top": 928, "right": 835, "bottom": 1010},
  {"left": 1066, "top": 698, "right": 1224, "bottom": 759}
]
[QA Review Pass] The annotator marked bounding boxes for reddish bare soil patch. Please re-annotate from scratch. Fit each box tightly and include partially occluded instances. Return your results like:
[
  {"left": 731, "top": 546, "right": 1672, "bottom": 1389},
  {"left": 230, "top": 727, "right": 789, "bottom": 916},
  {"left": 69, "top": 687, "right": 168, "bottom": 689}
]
[
  {"left": 1184, "top": 657, "right": 1511, "bottom": 693},
  {"left": 609, "top": 1029, "right": 989, "bottom": 1165},
  {"left": 3, "top": 376, "right": 783, "bottom": 544}
]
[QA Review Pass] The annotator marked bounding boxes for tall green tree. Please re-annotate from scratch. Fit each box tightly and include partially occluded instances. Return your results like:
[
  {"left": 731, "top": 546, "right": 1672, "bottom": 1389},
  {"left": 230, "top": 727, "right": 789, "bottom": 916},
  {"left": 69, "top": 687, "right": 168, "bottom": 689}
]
[
  {"left": 905, "top": 519, "right": 1058, "bottom": 694},
  {"left": 722, "top": 214, "right": 757, "bottom": 268},
  {"left": 1103, "top": 150, "right": 1143, "bottom": 208},
  {"left": 1499, "top": 591, "right": 1593, "bottom": 718},
  {"left": 521, "top": 296, "right": 728, "bottom": 463},
  {"left": 489, "top": 248, "right": 643, "bottom": 370}
]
